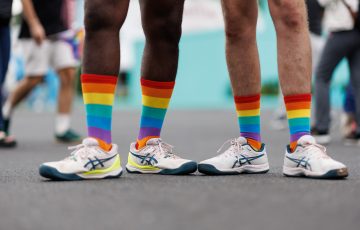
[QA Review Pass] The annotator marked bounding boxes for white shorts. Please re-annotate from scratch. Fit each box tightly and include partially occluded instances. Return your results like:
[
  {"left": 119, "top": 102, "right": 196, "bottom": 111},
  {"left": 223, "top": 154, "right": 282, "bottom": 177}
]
[{"left": 20, "top": 39, "right": 79, "bottom": 77}]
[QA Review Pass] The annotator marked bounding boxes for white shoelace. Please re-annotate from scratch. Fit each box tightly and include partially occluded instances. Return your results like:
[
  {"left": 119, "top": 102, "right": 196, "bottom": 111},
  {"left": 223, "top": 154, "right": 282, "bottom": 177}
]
[
  {"left": 150, "top": 140, "right": 179, "bottom": 159},
  {"left": 217, "top": 138, "right": 244, "bottom": 157},
  {"left": 302, "top": 143, "right": 329, "bottom": 159},
  {"left": 65, "top": 143, "right": 94, "bottom": 161}
]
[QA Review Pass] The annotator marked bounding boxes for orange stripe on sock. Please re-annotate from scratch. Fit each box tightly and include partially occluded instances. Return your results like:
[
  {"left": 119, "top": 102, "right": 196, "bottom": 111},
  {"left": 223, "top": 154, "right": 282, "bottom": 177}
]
[
  {"left": 235, "top": 101, "right": 260, "bottom": 110},
  {"left": 247, "top": 138, "right": 262, "bottom": 151},
  {"left": 141, "top": 86, "right": 173, "bottom": 98},
  {"left": 136, "top": 136, "right": 159, "bottom": 150},
  {"left": 82, "top": 83, "right": 116, "bottom": 94},
  {"left": 96, "top": 138, "right": 112, "bottom": 151},
  {"left": 285, "top": 101, "right": 311, "bottom": 110},
  {"left": 289, "top": 141, "right": 298, "bottom": 153}
]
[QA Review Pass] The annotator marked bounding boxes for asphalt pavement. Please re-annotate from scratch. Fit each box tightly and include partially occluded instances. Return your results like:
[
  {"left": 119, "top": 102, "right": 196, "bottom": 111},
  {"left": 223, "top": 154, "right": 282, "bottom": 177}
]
[{"left": 1, "top": 109, "right": 359, "bottom": 230}]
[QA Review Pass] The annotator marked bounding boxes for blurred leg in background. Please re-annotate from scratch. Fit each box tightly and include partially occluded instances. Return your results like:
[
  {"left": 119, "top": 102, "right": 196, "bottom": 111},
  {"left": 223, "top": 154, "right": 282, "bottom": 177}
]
[
  {"left": 341, "top": 84, "right": 357, "bottom": 139},
  {"left": 126, "top": 0, "right": 198, "bottom": 175},
  {"left": 0, "top": 23, "right": 16, "bottom": 147},
  {"left": 313, "top": 30, "right": 360, "bottom": 144},
  {"left": 345, "top": 43, "right": 360, "bottom": 144},
  {"left": 52, "top": 39, "right": 80, "bottom": 143},
  {"left": 2, "top": 39, "right": 80, "bottom": 144}
]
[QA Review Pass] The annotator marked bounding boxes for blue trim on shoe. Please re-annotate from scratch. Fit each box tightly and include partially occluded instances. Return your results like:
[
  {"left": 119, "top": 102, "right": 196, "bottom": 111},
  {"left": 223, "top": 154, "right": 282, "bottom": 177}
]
[
  {"left": 39, "top": 165, "right": 83, "bottom": 181},
  {"left": 283, "top": 168, "right": 348, "bottom": 179},
  {"left": 198, "top": 163, "right": 269, "bottom": 175},
  {"left": 39, "top": 165, "right": 123, "bottom": 181},
  {"left": 198, "top": 164, "right": 239, "bottom": 175},
  {"left": 159, "top": 161, "right": 198, "bottom": 175}
]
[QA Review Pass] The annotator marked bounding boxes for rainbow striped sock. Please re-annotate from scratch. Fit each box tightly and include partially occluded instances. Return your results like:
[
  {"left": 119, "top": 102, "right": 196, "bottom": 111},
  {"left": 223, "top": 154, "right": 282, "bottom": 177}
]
[
  {"left": 81, "top": 74, "right": 117, "bottom": 151},
  {"left": 234, "top": 94, "right": 262, "bottom": 150},
  {"left": 136, "top": 79, "right": 175, "bottom": 149},
  {"left": 284, "top": 94, "right": 311, "bottom": 152}
]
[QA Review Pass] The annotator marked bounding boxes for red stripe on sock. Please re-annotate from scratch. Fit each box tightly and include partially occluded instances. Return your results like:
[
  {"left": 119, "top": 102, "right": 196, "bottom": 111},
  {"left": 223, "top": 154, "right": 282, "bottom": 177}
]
[
  {"left": 141, "top": 78, "right": 175, "bottom": 89},
  {"left": 234, "top": 94, "right": 260, "bottom": 103},
  {"left": 81, "top": 74, "right": 118, "bottom": 84},
  {"left": 284, "top": 94, "right": 311, "bottom": 103}
]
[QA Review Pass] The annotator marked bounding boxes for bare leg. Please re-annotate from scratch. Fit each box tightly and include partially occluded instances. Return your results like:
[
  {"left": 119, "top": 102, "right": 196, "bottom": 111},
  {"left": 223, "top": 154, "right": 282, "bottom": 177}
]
[
  {"left": 140, "top": 0, "right": 185, "bottom": 82},
  {"left": 221, "top": 0, "right": 260, "bottom": 96},
  {"left": 221, "top": 0, "right": 262, "bottom": 149},
  {"left": 269, "top": 0, "right": 312, "bottom": 95},
  {"left": 80, "top": 0, "right": 130, "bottom": 150},
  {"left": 57, "top": 67, "right": 75, "bottom": 114},
  {"left": 3, "top": 76, "right": 43, "bottom": 118},
  {"left": 269, "top": 0, "right": 312, "bottom": 150},
  {"left": 83, "top": 0, "right": 130, "bottom": 75}
]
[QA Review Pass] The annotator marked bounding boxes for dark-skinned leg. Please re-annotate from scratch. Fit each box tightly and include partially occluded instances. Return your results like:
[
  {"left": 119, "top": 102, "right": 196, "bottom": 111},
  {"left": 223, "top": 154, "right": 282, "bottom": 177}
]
[
  {"left": 135, "top": 0, "right": 185, "bottom": 149},
  {"left": 81, "top": 0, "right": 130, "bottom": 151}
]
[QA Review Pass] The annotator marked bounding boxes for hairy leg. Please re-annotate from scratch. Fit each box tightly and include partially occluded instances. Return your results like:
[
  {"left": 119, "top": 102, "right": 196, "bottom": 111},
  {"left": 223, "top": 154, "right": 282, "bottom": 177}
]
[
  {"left": 269, "top": 0, "right": 312, "bottom": 95},
  {"left": 221, "top": 0, "right": 262, "bottom": 149},
  {"left": 269, "top": 0, "right": 312, "bottom": 151},
  {"left": 221, "top": 0, "right": 260, "bottom": 96}
]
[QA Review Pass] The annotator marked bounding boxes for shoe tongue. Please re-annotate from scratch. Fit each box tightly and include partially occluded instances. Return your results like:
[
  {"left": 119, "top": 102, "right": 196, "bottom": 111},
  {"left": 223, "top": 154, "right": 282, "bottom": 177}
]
[
  {"left": 82, "top": 137, "right": 99, "bottom": 147},
  {"left": 236, "top": 136, "right": 248, "bottom": 145},
  {"left": 297, "top": 135, "right": 316, "bottom": 146},
  {"left": 146, "top": 138, "right": 161, "bottom": 146}
]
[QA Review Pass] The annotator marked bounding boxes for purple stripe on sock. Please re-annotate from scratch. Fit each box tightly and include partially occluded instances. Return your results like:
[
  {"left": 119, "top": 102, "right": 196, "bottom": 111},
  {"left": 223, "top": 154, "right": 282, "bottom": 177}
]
[
  {"left": 88, "top": 127, "right": 112, "bottom": 143},
  {"left": 240, "top": 132, "right": 261, "bottom": 141},
  {"left": 138, "top": 127, "right": 161, "bottom": 140},
  {"left": 290, "top": 131, "right": 310, "bottom": 143}
]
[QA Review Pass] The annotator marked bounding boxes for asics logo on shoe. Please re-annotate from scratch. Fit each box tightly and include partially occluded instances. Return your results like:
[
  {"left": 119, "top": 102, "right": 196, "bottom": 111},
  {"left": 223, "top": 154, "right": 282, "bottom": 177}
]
[
  {"left": 84, "top": 155, "right": 117, "bottom": 170},
  {"left": 130, "top": 152, "right": 158, "bottom": 165},
  {"left": 286, "top": 156, "right": 311, "bottom": 170},
  {"left": 232, "top": 154, "right": 264, "bottom": 168}
]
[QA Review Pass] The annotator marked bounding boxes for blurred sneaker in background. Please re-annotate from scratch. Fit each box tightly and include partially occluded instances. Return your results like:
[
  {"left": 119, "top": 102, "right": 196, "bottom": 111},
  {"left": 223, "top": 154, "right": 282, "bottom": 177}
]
[
  {"left": 311, "top": 127, "right": 331, "bottom": 145},
  {"left": 55, "top": 129, "right": 81, "bottom": 143}
]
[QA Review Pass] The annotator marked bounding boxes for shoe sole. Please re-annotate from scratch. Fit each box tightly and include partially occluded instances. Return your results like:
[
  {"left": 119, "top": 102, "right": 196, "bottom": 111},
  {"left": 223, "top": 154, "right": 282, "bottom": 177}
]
[
  {"left": 283, "top": 167, "right": 348, "bottom": 179},
  {"left": 198, "top": 163, "right": 270, "bottom": 176},
  {"left": 126, "top": 161, "right": 198, "bottom": 175},
  {"left": 39, "top": 165, "right": 123, "bottom": 181}
]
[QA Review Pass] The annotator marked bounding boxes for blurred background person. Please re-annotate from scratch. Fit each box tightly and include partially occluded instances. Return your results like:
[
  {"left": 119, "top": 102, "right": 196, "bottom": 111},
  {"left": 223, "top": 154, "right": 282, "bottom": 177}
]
[
  {"left": 2, "top": 0, "right": 81, "bottom": 144},
  {"left": 272, "top": 0, "right": 325, "bottom": 130},
  {"left": 0, "top": 0, "right": 16, "bottom": 147},
  {"left": 312, "top": 0, "right": 360, "bottom": 145}
]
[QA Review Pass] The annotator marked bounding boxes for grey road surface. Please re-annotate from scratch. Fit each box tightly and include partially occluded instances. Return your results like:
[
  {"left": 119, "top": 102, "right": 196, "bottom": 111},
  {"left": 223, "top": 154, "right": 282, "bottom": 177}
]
[{"left": 1, "top": 109, "right": 359, "bottom": 230}]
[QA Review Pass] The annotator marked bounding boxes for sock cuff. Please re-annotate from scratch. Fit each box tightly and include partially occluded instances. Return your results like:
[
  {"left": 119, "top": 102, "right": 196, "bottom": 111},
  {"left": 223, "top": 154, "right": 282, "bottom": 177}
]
[
  {"left": 141, "top": 78, "right": 175, "bottom": 89},
  {"left": 81, "top": 74, "right": 118, "bottom": 84},
  {"left": 234, "top": 94, "right": 260, "bottom": 104},
  {"left": 284, "top": 93, "right": 311, "bottom": 103}
]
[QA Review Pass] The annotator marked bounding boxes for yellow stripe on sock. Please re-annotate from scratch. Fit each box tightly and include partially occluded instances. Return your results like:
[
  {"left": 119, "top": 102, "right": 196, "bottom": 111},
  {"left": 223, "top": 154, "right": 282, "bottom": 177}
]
[
  {"left": 142, "top": 95, "right": 170, "bottom": 109},
  {"left": 236, "top": 109, "right": 260, "bottom": 117},
  {"left": 83, "top": 93, "right": 115, "bottom": 106},
  {"left": 287, "top": 109, "right": 311, "bottom": 119}
]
